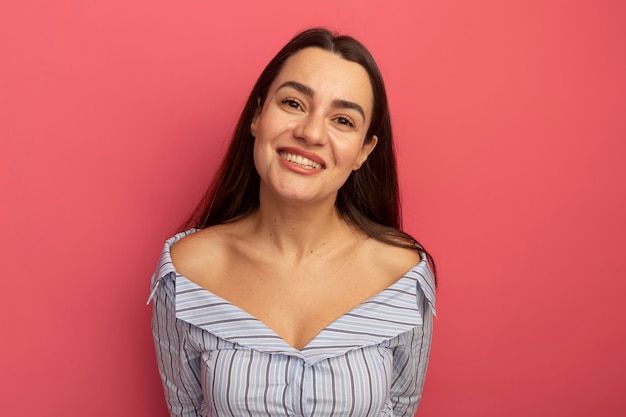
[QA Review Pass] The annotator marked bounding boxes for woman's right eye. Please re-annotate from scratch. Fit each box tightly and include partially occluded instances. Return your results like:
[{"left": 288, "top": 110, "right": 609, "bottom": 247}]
[{"left": 281, "top": 98, "right": 303, "bottom": 111}]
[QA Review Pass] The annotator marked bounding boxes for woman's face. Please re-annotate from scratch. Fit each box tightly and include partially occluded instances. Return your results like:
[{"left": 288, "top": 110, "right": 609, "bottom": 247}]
[{"left": 251, "top": 47, "right": 377, "bottom": 206}]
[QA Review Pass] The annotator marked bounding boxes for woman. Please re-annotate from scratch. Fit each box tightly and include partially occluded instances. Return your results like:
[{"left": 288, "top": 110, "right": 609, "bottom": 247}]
[{"left": 149, "top": 27, "right": 436, "bottom": 417}]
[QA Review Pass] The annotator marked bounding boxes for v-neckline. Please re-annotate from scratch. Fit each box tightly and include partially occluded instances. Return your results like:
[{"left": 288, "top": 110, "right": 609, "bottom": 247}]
[{"left": 153, "top": 229, "right": 436, "bottom": 363}]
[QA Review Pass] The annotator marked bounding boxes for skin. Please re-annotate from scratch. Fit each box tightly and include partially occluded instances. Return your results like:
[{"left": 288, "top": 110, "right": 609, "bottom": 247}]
[
  {"left": 171, "top": 48, "right": 420, "bottom": 350},
  {"left": 251, "top": 47, "right": 378, "bottom": 208}
]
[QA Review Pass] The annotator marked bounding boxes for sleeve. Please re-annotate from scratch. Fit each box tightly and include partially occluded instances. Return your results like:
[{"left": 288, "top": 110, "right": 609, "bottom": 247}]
[
  {"left": 389, "top": 274, "right": 436, "bottom": 416},
  {"left": 151, "top": 273, "right": 205, "bottom": 417}
]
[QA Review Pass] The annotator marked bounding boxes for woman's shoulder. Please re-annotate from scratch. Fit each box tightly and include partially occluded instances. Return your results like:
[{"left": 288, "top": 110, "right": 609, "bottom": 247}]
[
  {"left": 168, "top": 225, "right": 238, "bottom": 281},
  {"left": 363, "top": 235, "right": 436, "bottom": 312},
  {"left": 359, "top": 234, "right": 423, "bottom": 285}
]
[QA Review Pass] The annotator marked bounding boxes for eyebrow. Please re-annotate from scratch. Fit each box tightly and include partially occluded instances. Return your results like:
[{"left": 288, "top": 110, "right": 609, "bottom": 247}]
[{"left": 277, "top": 81, "right": 366, "bottom": 121}]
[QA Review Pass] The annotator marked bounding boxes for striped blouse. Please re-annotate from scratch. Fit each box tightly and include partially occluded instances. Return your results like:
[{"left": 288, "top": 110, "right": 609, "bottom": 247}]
[{"left": 150, "top": 229, "right": 436, "bottom": 417}]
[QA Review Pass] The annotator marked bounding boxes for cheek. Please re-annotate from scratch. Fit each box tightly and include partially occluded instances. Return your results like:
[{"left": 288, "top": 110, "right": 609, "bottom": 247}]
[
  {"left": 252, "top": 136, "right": 279, "bottom": 179},
  {"left": 252, "top": 140, "right": 265, "bottom": 174},
  {"left": 253, "top": 106, "right": 288, "bottom": 137},
  {"left": 335, "top": 141, "right": 368, "bottom": 166}
]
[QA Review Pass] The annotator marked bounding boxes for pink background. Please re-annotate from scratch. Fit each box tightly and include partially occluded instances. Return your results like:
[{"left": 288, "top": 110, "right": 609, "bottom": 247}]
[{"left": 2, "top": 1, "right": 625, "bottom": 416}]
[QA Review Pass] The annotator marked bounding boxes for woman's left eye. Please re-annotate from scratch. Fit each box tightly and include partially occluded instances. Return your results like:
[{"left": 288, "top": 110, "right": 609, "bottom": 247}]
[{"left": 334, "top": 116, "right": 355, "bottom": 127}]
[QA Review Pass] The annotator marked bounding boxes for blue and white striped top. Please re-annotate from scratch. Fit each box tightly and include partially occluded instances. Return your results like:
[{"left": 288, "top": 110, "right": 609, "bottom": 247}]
[{"left": 150, "top": 229, "right": 436, "bottom": 417}]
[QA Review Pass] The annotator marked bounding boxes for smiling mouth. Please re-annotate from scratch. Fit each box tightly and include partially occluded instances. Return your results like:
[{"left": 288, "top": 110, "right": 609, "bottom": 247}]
[{"left": 279, "top": 151, "right": 325, "bottom": 170}]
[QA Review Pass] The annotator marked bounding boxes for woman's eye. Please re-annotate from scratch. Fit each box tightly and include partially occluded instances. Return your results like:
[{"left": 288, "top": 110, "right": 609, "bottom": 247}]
[
  {"left": 335, "top": 116, "right": 355, "bottom": 127},
  {"left": 281, "top": 98, "right": 302, "bottom": 110}
]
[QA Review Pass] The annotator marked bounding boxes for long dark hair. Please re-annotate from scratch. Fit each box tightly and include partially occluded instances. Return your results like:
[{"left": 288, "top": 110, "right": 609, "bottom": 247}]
[{"left": 183, "top": 27, "right": 434, "bottom": 275}]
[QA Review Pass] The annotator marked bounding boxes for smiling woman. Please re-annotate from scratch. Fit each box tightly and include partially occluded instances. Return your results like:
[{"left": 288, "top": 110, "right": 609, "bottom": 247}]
[
  {"left": 251, "top": 47, "right": 377, "bottom": 206},
  {"left": 149, "top": 27, "right": 436, "bottom": 417}
]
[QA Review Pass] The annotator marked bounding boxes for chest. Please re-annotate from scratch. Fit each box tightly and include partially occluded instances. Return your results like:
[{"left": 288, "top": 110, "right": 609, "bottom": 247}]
[{"left": 208, "top": 261, "right": 396, "bottom": 350}]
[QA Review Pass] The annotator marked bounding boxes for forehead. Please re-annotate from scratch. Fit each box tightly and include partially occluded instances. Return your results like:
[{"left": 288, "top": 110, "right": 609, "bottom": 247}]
[{"left": 270, "top": 47, "right": 374, "bottom": 115}]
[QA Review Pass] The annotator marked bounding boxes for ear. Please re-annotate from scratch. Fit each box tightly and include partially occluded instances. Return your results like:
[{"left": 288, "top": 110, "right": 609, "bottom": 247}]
[
  {"left": 250, "top": 98, "right": 261, "bottom": 137},
  {"left": 353, "top": 135, "right": 378, "bottom": 170},
  {"left": 250, "top": 114, "right": 258, "bottom": 137}
]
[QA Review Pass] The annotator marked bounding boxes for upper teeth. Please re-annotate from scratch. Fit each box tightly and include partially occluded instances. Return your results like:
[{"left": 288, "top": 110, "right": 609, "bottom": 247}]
[{"left": 280, "top": 152, "right": 323, "bottom": 169}]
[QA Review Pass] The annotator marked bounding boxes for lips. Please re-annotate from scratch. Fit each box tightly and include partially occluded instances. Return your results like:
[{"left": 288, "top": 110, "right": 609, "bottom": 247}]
[{"left": 278, "top": 147, "right": 326, "bottom": 170}]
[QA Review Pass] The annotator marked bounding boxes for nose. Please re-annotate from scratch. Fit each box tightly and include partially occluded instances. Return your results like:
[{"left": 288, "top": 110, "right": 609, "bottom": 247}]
[{"left": 294, "top": 112, "right": 326, "bottom": 146}]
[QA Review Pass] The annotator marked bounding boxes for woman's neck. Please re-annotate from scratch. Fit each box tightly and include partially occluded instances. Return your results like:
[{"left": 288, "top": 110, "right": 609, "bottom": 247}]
[{"left": 247, "top": 189, "right": 357, "bottom": 259}]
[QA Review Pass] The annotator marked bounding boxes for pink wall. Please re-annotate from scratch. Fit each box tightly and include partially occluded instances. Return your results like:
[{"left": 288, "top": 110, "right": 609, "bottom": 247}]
[{"left": 2, "top": 1, "right": 625, "bottom": 416}]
